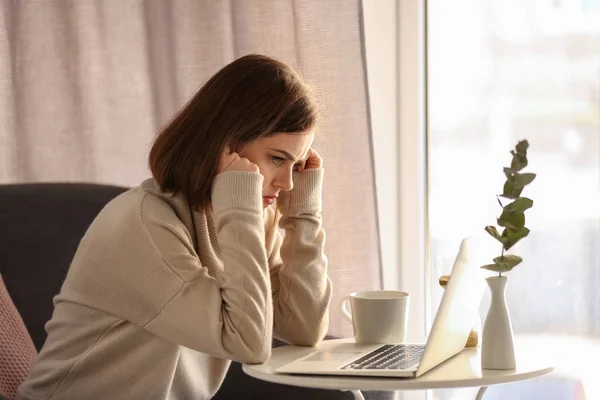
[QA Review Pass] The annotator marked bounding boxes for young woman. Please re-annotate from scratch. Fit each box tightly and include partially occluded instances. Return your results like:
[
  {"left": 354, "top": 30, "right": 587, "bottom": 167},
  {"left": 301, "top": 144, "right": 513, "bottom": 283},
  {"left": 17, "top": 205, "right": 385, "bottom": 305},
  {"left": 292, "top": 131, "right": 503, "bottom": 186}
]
[{"left": 17, "top": 54, "right": 332, "bottom": 400}]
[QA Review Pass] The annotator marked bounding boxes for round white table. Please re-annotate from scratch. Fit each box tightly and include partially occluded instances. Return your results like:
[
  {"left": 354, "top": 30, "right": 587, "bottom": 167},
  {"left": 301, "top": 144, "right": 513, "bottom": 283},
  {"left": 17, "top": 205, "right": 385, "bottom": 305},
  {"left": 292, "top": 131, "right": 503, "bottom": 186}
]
[{"left": 243, "top": 338, "right": 554, "bottom": 400}]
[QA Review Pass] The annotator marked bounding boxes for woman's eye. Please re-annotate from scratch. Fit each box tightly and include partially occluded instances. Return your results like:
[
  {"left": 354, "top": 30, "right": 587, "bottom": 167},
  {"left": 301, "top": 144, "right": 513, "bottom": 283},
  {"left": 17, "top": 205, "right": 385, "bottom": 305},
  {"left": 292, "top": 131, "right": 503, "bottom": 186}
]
[
  {"left": 271, "top": 156, "right": 285, "bottom": 165},
  {"left": 293, "top": 163, "right": 302, "bottom": 172}
]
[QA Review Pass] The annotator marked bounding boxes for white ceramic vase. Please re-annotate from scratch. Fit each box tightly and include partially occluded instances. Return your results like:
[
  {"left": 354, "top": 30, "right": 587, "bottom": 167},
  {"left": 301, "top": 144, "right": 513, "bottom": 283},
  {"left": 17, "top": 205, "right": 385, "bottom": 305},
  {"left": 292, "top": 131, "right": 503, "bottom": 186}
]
[{"left": 481, "top": 276, "right": 516, "bottom": 370}]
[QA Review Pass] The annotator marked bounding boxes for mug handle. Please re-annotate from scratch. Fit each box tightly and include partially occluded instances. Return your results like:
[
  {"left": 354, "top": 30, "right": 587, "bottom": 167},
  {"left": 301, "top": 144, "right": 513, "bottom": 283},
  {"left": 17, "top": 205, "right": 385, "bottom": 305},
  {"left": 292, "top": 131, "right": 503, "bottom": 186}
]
[{"left": 339, "top": 296, "right": 352, "bottom": 323}]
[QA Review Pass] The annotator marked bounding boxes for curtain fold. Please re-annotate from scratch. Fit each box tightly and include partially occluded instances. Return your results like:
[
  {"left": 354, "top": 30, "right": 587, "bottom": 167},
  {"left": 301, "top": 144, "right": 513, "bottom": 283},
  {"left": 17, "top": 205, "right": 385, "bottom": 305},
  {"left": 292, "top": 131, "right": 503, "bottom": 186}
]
[{"left": 0, "top": 0, "right": 381, "bottom": 336}]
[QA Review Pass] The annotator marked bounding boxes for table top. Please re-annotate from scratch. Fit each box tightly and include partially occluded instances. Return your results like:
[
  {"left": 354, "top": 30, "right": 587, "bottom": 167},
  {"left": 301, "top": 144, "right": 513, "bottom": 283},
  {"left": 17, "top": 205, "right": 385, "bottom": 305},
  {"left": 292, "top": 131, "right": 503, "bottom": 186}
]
[{"left": 243, "top": 338, "right": 554, "bottom": 391}]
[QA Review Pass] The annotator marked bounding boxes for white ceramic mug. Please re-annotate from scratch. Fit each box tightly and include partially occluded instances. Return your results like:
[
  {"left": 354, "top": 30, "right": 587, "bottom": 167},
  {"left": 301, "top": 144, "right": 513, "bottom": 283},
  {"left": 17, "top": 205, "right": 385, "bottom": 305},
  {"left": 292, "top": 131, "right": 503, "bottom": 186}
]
[{"left": 340, "top": 290, "right": 410, "bottom": 344}]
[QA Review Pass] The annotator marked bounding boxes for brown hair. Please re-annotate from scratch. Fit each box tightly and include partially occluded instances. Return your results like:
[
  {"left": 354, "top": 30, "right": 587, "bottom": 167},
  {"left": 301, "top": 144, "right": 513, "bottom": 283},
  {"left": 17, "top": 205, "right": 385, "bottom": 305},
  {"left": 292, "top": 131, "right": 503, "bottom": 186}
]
[{"left": 148, "top": 54, "right": 318, "bottom": 207}]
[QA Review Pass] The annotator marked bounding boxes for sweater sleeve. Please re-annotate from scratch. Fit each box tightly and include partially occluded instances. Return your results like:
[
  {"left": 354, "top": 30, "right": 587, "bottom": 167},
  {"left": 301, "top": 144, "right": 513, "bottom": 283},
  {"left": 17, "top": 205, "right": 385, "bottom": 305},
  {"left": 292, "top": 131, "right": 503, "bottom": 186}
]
[
  {"left": 268, "top": 168, "right": 333, "bottom": 346},
  {"left": 142, "top": 171, "right": 272, "bottom": 364}
]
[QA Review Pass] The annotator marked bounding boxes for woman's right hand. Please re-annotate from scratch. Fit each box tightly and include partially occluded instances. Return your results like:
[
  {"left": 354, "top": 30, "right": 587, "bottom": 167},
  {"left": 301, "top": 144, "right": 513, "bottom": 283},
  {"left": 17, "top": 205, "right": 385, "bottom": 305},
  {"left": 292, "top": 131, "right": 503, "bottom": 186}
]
[{"left": 218, "top": 145, "right": 260, "bottom": 174}]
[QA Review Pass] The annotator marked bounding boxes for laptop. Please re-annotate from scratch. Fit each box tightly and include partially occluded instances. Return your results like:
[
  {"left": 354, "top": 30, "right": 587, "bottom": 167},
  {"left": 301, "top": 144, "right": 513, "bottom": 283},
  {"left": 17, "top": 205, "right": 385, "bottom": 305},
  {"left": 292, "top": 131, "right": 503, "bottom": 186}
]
[{"left": 275, "top": 238, "right": 486, "bottom": 378}]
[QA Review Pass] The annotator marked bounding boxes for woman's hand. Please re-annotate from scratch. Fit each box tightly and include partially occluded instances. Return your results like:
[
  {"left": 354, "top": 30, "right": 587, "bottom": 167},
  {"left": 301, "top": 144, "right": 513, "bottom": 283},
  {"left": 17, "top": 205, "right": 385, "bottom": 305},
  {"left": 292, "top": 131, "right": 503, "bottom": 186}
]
[
  {"left": 218, "top": 145, "right": 260, "bottom": 174},
  {"left": 300, "top": 148, "right": 323, "bottom": 172}
]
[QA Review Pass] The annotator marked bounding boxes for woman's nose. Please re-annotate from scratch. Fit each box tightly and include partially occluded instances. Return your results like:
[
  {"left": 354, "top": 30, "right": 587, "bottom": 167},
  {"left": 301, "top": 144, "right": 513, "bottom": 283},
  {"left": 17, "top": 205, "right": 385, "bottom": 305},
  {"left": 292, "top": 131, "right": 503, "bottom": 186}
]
[{"left": 275, "top": 168, "right": 294, "bottom": 191}]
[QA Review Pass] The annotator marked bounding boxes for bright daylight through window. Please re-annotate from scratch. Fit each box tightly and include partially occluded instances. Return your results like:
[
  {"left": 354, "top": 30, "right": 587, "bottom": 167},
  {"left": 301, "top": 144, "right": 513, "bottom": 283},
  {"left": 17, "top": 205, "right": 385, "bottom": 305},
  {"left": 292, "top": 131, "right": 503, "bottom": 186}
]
[{"left": 428, "top": 0, "right": 599, "bottom": 398}]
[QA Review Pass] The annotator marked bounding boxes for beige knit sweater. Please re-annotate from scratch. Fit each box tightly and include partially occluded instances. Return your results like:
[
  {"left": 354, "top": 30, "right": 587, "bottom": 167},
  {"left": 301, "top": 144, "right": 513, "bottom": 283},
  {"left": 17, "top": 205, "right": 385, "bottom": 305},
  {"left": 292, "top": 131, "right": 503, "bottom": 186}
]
[{"left": 16, "top": 169, "right": 332, "bottom": 400}]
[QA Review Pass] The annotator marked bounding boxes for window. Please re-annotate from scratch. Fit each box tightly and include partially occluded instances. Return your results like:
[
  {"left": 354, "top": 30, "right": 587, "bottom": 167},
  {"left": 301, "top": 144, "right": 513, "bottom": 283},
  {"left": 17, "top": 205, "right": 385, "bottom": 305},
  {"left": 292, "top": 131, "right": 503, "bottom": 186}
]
[
  {"left": 365, "top": 0, "right": 597, "bottom": 398},
  {"left": 428, "top": 0, "right": 600, "bottom": 399}
]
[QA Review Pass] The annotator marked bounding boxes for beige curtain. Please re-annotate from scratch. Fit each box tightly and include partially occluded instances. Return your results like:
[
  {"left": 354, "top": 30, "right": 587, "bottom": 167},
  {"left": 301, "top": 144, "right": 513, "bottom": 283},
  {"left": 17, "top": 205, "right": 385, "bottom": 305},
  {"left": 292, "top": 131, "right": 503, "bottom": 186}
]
[{"left": 0, "top": 0, "right": 381, "bottom": 336}]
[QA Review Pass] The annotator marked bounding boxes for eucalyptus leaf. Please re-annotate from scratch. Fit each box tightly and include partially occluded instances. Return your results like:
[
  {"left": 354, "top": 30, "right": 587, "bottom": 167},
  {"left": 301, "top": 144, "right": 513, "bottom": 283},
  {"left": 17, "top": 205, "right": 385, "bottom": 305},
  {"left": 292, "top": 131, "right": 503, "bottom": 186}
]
[
  {"left": 515, "top": 140, "right": 529, "bottom": 155},
  {"left": 496, "top": 195, "right": 504, "bottom": 208},
  {"left": 498, "top": 209, "right": 526, "bottom": 229},
  {"left": 514, "top": 173, "right": 536, "bottom": 187},
  {"left": 497, "top": 217, "right": 515, "bottom": 230},
  {"left": 485, "top": 226, "right": 503, "bottom": 243},
  {"left": 513, "top": 186, "right": 524, "bottom": 198},
  {"left": 503, "top": 180, "right": 523, "bottom": 199},
  {"left": 493, "top": 254, "right": 523, "bottom": 268},
  {"left": 503, "top": 180, "right": 513, "bottom": 197},
  {"left": 481, "top": 254, "right": 523, "bottom": 273},
  {"left": 511, "top": 153, "right": 528, "bottom": 171},
  {"left": 481, "top": 263, "right": 513, "bottom": 273},
  {"left": 505, "top": 197, "right": 533, "bottom": 212},
  {"left": 504, "top": 167, "right": 515, "bottom": 181},
  {"left": 501, "top": 227, "right": 530, "bottom": 251},
  {"left": 486, "top": 226, "right": 512, "bottom": 248}
]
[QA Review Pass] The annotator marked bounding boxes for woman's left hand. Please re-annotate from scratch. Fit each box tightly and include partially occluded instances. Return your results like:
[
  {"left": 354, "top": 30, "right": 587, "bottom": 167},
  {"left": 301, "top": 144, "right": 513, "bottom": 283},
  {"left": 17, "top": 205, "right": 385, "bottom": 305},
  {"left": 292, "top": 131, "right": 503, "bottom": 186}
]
[{"left": 300, "top": 148, "right": 323, "bottom": 171}]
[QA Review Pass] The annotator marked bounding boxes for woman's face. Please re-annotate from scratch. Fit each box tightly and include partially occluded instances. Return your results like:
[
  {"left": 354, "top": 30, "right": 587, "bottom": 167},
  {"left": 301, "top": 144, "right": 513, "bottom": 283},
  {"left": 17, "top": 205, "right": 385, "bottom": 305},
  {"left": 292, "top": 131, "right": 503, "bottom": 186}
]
[{"left": 238, "top": 130, "right": 314, "bottom": 207}]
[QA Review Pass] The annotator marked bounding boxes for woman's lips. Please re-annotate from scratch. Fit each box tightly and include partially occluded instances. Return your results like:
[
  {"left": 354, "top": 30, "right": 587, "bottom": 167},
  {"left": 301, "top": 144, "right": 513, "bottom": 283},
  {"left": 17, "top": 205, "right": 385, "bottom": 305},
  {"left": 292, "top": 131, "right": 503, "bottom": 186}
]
[{"left": 263, "top": 196, "right": 276, "bottom": 205}]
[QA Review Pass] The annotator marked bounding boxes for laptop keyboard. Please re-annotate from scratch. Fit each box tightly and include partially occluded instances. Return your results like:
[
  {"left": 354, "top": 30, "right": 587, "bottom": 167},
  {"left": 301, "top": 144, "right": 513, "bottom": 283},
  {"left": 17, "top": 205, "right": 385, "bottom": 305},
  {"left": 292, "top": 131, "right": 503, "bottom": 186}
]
[{"left": 341, "top": 344, "right": 426, "bottom": 370}]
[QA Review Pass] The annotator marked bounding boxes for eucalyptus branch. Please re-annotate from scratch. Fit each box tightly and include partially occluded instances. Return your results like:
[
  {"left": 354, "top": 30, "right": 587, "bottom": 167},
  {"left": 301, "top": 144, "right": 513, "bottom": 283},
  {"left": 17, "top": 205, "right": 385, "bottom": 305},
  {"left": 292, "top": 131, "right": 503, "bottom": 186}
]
[{"left": 481, "top": 140, "right": 535, "bottom": 275}]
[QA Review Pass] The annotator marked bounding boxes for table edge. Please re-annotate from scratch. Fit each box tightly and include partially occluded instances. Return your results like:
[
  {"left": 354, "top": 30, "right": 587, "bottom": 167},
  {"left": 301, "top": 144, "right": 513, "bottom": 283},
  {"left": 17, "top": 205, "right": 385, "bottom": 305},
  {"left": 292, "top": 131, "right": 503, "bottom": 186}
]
[{"left": 242, "top": 364, "right": 554, "bottom": 391}]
